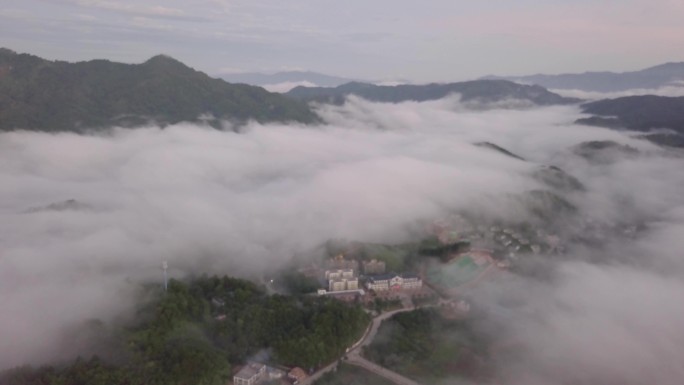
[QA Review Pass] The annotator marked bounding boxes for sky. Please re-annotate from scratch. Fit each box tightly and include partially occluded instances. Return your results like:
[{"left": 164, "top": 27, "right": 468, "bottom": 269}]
[
  {"left": 1, "top": 0, "right": 684, "bottom": 81},
  {"left": 2, "top": 2, "right": 684, "bottom": 382}
]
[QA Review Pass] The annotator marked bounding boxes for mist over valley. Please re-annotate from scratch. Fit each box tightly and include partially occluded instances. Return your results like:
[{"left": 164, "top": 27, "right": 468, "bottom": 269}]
[
  {"left": 2, "top": 1, "right": 684, "bottom": 383},
  {"left": 2, "top": 75, "right": 684, "bottom": 383}
]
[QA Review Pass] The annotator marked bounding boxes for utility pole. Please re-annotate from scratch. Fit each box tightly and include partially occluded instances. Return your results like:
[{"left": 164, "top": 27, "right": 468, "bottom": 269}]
[{"left": 162, "top": 261, "right": 168, "bottom": 292}]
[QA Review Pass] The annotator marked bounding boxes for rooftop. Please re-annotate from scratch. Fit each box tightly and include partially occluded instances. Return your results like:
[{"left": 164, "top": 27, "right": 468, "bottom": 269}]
[
  {"left": 289, "top": 367, "right": 308, "bottom": 380},
  {"left": 234, "top": 363, "right": 265, "bottom": 380},
  {"left": 367, "top": 272, "right": 420, "bottom": 282}
]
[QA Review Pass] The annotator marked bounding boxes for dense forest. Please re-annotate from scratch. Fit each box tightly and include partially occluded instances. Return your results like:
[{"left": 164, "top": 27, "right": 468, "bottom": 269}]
[
  {"left": 0, "top": 48, "right": 317, "bottom": 132},
  {"left": 0, "top": 275, "right": 370, "bottom": 385},
  {"left": 363, "top": 309, "right": 492, "bottom": 384},
  {"left": 576, "top": 95, "right": 684, "bottom": 147}
]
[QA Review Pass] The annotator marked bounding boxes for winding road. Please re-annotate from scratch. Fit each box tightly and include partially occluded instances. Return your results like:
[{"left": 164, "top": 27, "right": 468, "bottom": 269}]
[
  {"left": 345, "top": 307, "right": 422, "bottom": 385},
  {"left": 297, "top": 307, "right": 420, "bottom": 385},
  {"left": 302, "top": 254, "right": 503, "bottom": 385}
]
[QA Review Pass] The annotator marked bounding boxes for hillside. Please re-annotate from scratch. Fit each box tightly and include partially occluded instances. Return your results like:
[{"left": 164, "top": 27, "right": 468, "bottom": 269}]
[
  {"left": 576, "top": 95, "right": 684, "bottom": 144},
  {"left": 577, "top": 95, "right": 684, "bottom": 135},
  {"left": 475, "top": 142, "right": 526, "bottom": 161},
  {"left": 0, "top": 48, "right": 317, "bottom": 132},
  {"left": 0, "top": 275, "right": 370, "bottom": 385},
  {"left": 573, "top": 140, "right": 640, "bottom": 163},
  {"left": 285, "top": 80, "right": 580, "bottom": 106},
  {"left": 486, "top": 62, "right": 684, "bottom": 92}
]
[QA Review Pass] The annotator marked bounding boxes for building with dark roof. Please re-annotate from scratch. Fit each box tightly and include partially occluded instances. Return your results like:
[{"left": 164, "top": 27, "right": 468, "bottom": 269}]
[{"left": 365, "top": 273, "right": 422, "bottom": 291}]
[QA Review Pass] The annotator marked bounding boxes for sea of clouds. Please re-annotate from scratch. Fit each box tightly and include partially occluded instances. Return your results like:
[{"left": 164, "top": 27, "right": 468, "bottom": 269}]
[
  {"left": 552, "top": 81, "right": 684, "bottom": 100},
  {"left": 1, "top": 95, "right": 683, "bottom": 384}
]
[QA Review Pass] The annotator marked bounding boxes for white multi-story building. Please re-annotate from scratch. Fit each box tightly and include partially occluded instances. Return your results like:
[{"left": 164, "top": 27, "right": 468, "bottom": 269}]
[
  {"left": 329, "top": 277, "right": 359, "bottom": 292},
  {"left": 325, "top": 268, "right": 354, "bottom": 280},
  {"left": 400, "top": 274, "right": 422, "bottom": 290},
  {"left": 325, "top": 269, "right": 359, "bottom": 292},
  {"left": 366, "top": 276, "right": 389, "bottom": 291},
  {"left": 329, "top": 279, "right": 346, "bottom": 292},
  {"left": 234, "top": 363, "right": 266, "bottom": 385},
  {"left": 365, "top": 273, "right": 422, "bottom": 291}
]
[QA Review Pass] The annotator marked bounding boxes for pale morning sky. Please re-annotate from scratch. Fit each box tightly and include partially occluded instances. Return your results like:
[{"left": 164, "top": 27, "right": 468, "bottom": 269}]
[{"left": 1, "top": 0, "right": 683, "bottom": 82}]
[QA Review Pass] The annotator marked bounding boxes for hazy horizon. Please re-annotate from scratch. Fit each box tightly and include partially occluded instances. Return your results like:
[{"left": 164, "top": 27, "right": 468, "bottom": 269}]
[
  {"left": 2, "top": 0, "right": 684, "bottom": 82},
  {"left": 2, "top": 2, "right": 684, "bottom": 384}
]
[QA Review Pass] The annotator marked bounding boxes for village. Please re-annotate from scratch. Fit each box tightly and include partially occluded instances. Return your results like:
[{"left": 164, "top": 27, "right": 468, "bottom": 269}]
[
  {"left": 183, "top": 211, "right": 591, "bottom": 385},
  {"left": 225, "top": 217, "right": 570, "bottom": 385}
]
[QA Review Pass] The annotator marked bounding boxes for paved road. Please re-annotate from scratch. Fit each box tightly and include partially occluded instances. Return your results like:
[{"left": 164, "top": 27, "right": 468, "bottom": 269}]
[
  {"left": 297, "top": 360, "right": 338, "bottom": 385},
  {"left": 297, "top": 309, "right": 410, "bottom": 385},
  {"left": 303, "top": 257, "right": 503, "bottom": 385},
  {"left": 345, "top": 307, "right": 423, "bottom": 385},
  {"left": 342, "top": 258, "right": 503, "bottom": 385},
  {"left": 297, "top": 307, "right": 420, "bottom": 385},
  {"left": 346, "top": 356, "right": 421, "bottom": 385}
]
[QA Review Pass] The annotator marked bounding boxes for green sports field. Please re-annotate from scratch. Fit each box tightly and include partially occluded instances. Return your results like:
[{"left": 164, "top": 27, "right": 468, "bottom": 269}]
[{"left": 425, "top": 255, "right": 488, "bottom": 290}]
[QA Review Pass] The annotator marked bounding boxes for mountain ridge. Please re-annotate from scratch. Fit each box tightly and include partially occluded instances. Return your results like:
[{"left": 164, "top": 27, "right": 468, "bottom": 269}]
[
  {"left": 577, "top": 95, "right": 684, "bottom": 147},
  {"left": 0, "top": 49, "right": 317, "bottom": 132},
  {"left": 285, "top": 80, "right": 580, "bottom": 106},
  {"left": 484, "top": 62, "right": 684, "bottom": 92}
]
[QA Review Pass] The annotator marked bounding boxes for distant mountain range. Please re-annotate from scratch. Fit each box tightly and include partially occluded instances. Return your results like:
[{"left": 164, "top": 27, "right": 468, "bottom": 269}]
[
  {"left": 285, "top": 80, "right": 580, "bottom": 106},
  {"left": 220, "top": 71, "right": 354, "bottom": 88},
  {"left": 485, "top": 62, "right": 684, "bottom": 92},
  {"left": 6, "top": 47, "right": 684, "bottom": 148},
  {"left": 577, "top": 95, "right": 684, "bottom": 147},
  {"left": 0, "top": 48, "right": 317, "bottom": 132}
]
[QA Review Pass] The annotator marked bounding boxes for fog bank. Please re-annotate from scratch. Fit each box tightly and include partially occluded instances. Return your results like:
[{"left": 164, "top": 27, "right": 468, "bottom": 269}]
[{"left": 1, "top": 96, "right": 683, "bottom": 384}]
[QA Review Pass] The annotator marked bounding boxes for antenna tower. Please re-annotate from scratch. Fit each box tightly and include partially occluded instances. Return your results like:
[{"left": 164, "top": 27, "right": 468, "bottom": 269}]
[{"left": 162, "top": 261, "right": 168, "bottom": 292}]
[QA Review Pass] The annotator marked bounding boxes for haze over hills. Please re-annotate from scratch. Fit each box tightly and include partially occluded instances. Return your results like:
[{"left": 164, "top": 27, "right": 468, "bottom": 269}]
[
  {"left": 219, "top": 70, "right": 355, "bottom": 88},
  {"left": 4, "top": 0, "right": 684, "bottom": 383},
  {"left": 485, "top": 62, "right": 684, "bottom": 92},
  {"left": 285, "top": 80, "right": 580, "bottom": 106},
  {"left": 2, "top": 58, "right": 684, "bottom": 385},
  {"left": 577, "top": 95, "right": 684, "bottom": 147},
  {"left": 0, "top": 48, "right": 317, "bottom": 132}
]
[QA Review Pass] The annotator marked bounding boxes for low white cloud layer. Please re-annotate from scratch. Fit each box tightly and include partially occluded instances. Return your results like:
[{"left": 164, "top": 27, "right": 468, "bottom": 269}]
[
  {"left": 1, "top": 97, "right": 683, "bottom": 385},
  {"left": 478, "top": 255, "right": 684, "bottom": 385},
  {"left": 553, "top": 83, "right": 684, "bottom": 100},
  {"left": 261, "top": 80, "right": 318, "bottom": 93}
]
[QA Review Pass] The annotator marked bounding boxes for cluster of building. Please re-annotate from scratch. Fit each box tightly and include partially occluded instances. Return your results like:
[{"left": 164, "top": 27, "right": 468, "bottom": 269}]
[
  {"left": 492, "top": 227, "right": 540, "bottom": 256},
  {"left": 365, "top": 273, "right": 422, "bottom": 292},
  {"left": 317, "top": 255, "right": 423, "bottom": 298},
  {"left": 326, "top": 254, "right": 388, "bottom": 274},
  {"left": 233, "top": 363, "right": 308, "bottom": 385},
  {"left": 431, "top": 217, "right": 566, "bottom": 261},
  {"left": 327, "top": 254, "right": 358, "bottom": 270},
  {"left": 325, "top": 268, "right": 358, "bottom": 292},
  {"left": 362, "top": 259, "right": 386, "bottom": 274}
]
